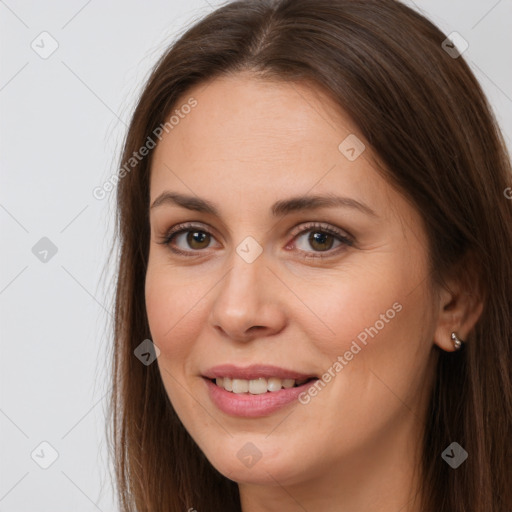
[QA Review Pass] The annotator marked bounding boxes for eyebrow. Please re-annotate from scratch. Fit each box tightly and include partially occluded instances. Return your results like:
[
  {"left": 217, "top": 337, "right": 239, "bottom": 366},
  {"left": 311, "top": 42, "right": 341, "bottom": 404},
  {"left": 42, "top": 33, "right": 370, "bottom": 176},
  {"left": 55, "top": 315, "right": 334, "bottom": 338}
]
[{"left": 150, "top": 191, "right": 377, "bottom": 217}]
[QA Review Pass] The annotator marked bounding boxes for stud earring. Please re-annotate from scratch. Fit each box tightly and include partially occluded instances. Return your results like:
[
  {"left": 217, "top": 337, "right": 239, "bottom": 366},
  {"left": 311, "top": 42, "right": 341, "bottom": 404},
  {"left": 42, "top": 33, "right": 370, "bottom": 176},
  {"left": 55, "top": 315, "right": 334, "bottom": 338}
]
[{"left": 451, "top": 332, "right": 464, "bottom": 350}]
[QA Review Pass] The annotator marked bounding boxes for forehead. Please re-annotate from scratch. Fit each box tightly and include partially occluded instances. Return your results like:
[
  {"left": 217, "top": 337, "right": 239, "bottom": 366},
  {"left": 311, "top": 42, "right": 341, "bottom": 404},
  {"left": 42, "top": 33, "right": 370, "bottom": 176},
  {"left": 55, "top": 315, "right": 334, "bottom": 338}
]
[
  {"left": 149, "top": 73, "right": 398, "bottom": 220},
  {"left": 154, "top": 73, "right": 358, "bottom": 163}
]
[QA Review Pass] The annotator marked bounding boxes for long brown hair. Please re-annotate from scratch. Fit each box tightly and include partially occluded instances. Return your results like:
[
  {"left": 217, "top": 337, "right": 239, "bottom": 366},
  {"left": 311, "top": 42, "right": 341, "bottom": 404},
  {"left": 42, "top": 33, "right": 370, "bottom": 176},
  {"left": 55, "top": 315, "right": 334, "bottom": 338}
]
[{"left": 107, "top": 1, "right": 512, "bottom": 510}]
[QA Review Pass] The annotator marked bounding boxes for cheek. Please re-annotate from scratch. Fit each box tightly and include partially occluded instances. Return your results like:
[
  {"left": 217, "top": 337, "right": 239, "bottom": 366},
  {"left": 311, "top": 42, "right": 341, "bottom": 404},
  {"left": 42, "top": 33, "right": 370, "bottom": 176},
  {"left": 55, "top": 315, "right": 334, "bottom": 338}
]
[
  {"left": 145, "top": 265, "right": 204, "bottom": 415},
  {"left": 292, "top": 252, "right": 424, "bottom": 361},
  {"left": 144, "top": 261, "right": 202, "bottom": 363},
  {"left": 290, "top": 247, "right": 434, "bottom": 428},
  {"left": 297, "top": 250, "right": 434, "bottom": 420}
]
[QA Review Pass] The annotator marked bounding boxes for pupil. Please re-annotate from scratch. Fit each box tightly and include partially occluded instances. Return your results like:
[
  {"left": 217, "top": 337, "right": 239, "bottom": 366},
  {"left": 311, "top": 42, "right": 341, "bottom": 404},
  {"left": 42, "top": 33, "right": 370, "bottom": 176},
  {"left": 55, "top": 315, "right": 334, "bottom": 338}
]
[
  {"left": 188, "top": 231, "right": 209, "bottom": 248},
  {"left": 310, "top": 231, "right": 332, "bottom": 251}
]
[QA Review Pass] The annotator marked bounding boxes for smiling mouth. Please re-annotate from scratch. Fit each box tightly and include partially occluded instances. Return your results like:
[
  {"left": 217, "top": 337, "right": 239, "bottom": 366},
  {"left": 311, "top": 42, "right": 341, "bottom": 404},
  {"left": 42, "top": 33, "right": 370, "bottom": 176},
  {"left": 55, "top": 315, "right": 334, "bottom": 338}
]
[{"left": 209, "top": 376, "right": 318, "bottom": 394}]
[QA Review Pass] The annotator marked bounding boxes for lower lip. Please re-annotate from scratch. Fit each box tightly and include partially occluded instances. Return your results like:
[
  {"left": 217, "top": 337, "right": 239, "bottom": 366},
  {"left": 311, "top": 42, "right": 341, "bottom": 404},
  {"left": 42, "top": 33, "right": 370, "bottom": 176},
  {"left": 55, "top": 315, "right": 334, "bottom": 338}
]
[{"left": 204, "top": 378, "right": 316, "bottom": 418}]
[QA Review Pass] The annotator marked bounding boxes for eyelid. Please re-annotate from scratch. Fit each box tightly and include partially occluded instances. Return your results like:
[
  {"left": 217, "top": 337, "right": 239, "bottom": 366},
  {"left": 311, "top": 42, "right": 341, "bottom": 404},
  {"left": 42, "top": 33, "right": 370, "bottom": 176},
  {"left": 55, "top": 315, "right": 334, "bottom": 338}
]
[
  {"left": 158, "top": 220, "right": 354, "bottom": 258},
  {"left": 162, "top": 221, "right": 215, "bottom": 239},
  {"left": 287, "top": 222, "right": 354, "bottom": 259},
  {"left": 288, "top": 221, "right": 353, "bottom": 244},
  {"left": 157, "top": 221, "right": 220, "bottom": 255}
]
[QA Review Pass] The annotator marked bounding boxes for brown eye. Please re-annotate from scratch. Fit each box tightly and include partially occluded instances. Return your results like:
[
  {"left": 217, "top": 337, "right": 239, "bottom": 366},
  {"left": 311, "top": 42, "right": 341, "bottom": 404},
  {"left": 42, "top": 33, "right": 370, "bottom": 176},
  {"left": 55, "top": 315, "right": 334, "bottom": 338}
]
[
  {"left": 308, "top": 231, "right": 335, "bottom": 252},
  {"left": 291, "top": 223, "right": 353, "bottom": 259},
  {"left": 157, "top": 222, "right": 218, "bottom": 255},
  {"left": 159, "top": 221, "right": 354, "bottom": 259},
  {"left": 185, "top": 230, "right": 211, "bottom": 250}
]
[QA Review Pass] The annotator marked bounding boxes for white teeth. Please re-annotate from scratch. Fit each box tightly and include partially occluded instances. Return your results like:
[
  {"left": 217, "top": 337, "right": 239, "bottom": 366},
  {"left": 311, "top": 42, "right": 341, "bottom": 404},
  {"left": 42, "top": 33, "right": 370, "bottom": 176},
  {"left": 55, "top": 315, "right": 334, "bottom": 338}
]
[
  {"left": 231, "top": 379, "right": 249, "bottom": 394},
  {"left": 213, "top": 376, "right": 312, "bottom": 394},
  {"left": 248, "top": 378, "right": 268, "bottom": 395},
  {"left": 223, "top": 377, "right": 233, "bottom": 392},
  {"left": 267, "top": 377, "right": 283, "bottom": 392}
]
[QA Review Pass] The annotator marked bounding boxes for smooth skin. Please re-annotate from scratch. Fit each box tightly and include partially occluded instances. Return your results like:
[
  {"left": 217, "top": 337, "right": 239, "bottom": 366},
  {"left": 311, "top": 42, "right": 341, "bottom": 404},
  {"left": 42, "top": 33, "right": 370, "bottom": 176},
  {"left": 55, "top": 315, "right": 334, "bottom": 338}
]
[{"left": 145, "top": 73, "right": 483, "bottom": 512}]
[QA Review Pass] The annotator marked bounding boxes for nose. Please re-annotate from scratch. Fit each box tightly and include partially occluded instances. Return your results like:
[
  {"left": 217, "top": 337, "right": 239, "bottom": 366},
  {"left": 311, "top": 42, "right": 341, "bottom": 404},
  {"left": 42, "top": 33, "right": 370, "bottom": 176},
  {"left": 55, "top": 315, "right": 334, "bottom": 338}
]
[{"left": 208, "top": 251, "right": 287, "bottom": 343}]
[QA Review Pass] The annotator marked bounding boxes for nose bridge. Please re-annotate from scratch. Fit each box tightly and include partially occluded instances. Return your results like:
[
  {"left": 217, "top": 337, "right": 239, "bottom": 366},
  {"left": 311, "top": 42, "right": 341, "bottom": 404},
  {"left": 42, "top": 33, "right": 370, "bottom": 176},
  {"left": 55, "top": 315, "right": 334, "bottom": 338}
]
[
  {"left": 216, "top": 245, "right": 266, "bottom": 316},
  {"left": 209, "top": 243, "right": 284, "bottom": 340}
]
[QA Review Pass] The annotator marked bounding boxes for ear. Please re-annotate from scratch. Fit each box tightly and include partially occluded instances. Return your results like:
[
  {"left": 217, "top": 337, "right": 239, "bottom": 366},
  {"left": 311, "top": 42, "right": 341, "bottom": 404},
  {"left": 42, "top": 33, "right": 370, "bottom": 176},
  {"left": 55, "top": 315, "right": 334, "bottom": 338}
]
[{"left": 433, "top": 262, "right": 484, "bottom": 352}]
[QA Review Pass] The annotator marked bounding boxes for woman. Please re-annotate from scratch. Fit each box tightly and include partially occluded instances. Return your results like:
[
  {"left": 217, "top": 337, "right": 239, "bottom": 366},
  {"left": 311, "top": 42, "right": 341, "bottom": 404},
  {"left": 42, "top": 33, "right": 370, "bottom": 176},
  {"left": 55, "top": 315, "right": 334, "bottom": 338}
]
[{"left": 107, "top": 0, "right": 512, "bottom": 510}]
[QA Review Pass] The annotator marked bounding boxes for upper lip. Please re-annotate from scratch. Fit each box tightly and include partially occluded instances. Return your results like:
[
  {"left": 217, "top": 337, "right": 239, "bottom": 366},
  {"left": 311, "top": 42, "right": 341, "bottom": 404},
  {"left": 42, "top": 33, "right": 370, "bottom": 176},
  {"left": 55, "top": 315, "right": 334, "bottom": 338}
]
[{"left": 203, "top": 364, "right": 317, "bottom": 381}]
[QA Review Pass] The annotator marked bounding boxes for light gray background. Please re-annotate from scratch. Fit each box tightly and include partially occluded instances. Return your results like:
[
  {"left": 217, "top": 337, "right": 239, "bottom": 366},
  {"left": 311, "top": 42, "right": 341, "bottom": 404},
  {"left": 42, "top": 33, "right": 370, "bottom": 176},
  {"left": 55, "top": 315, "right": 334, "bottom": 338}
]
[{"left": 1, "top": 1, "right": 511, "bottom": 510}]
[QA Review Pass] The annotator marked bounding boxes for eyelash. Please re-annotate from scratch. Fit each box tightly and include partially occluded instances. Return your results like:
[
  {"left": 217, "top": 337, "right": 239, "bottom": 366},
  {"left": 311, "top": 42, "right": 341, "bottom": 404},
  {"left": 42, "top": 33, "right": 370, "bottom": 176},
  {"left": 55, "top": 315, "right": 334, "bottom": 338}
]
[{"left": 157, "top": 221, "right": 354, "bottom": 260}]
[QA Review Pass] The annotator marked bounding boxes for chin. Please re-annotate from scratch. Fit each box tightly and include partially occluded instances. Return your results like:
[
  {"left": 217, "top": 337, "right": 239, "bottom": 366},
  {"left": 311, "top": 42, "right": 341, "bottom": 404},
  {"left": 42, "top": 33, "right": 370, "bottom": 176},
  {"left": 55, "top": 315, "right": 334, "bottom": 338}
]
[{"left": 201, "top": 437, "right": 311, "bottom": 486}]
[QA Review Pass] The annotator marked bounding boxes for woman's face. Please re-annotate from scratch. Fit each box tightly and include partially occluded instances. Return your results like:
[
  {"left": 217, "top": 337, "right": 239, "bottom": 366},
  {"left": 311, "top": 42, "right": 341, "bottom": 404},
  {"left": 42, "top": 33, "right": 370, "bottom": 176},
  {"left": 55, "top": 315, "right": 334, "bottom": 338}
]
[{"left": 145, "top": 74, "right": 439, "bottom": 490}]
